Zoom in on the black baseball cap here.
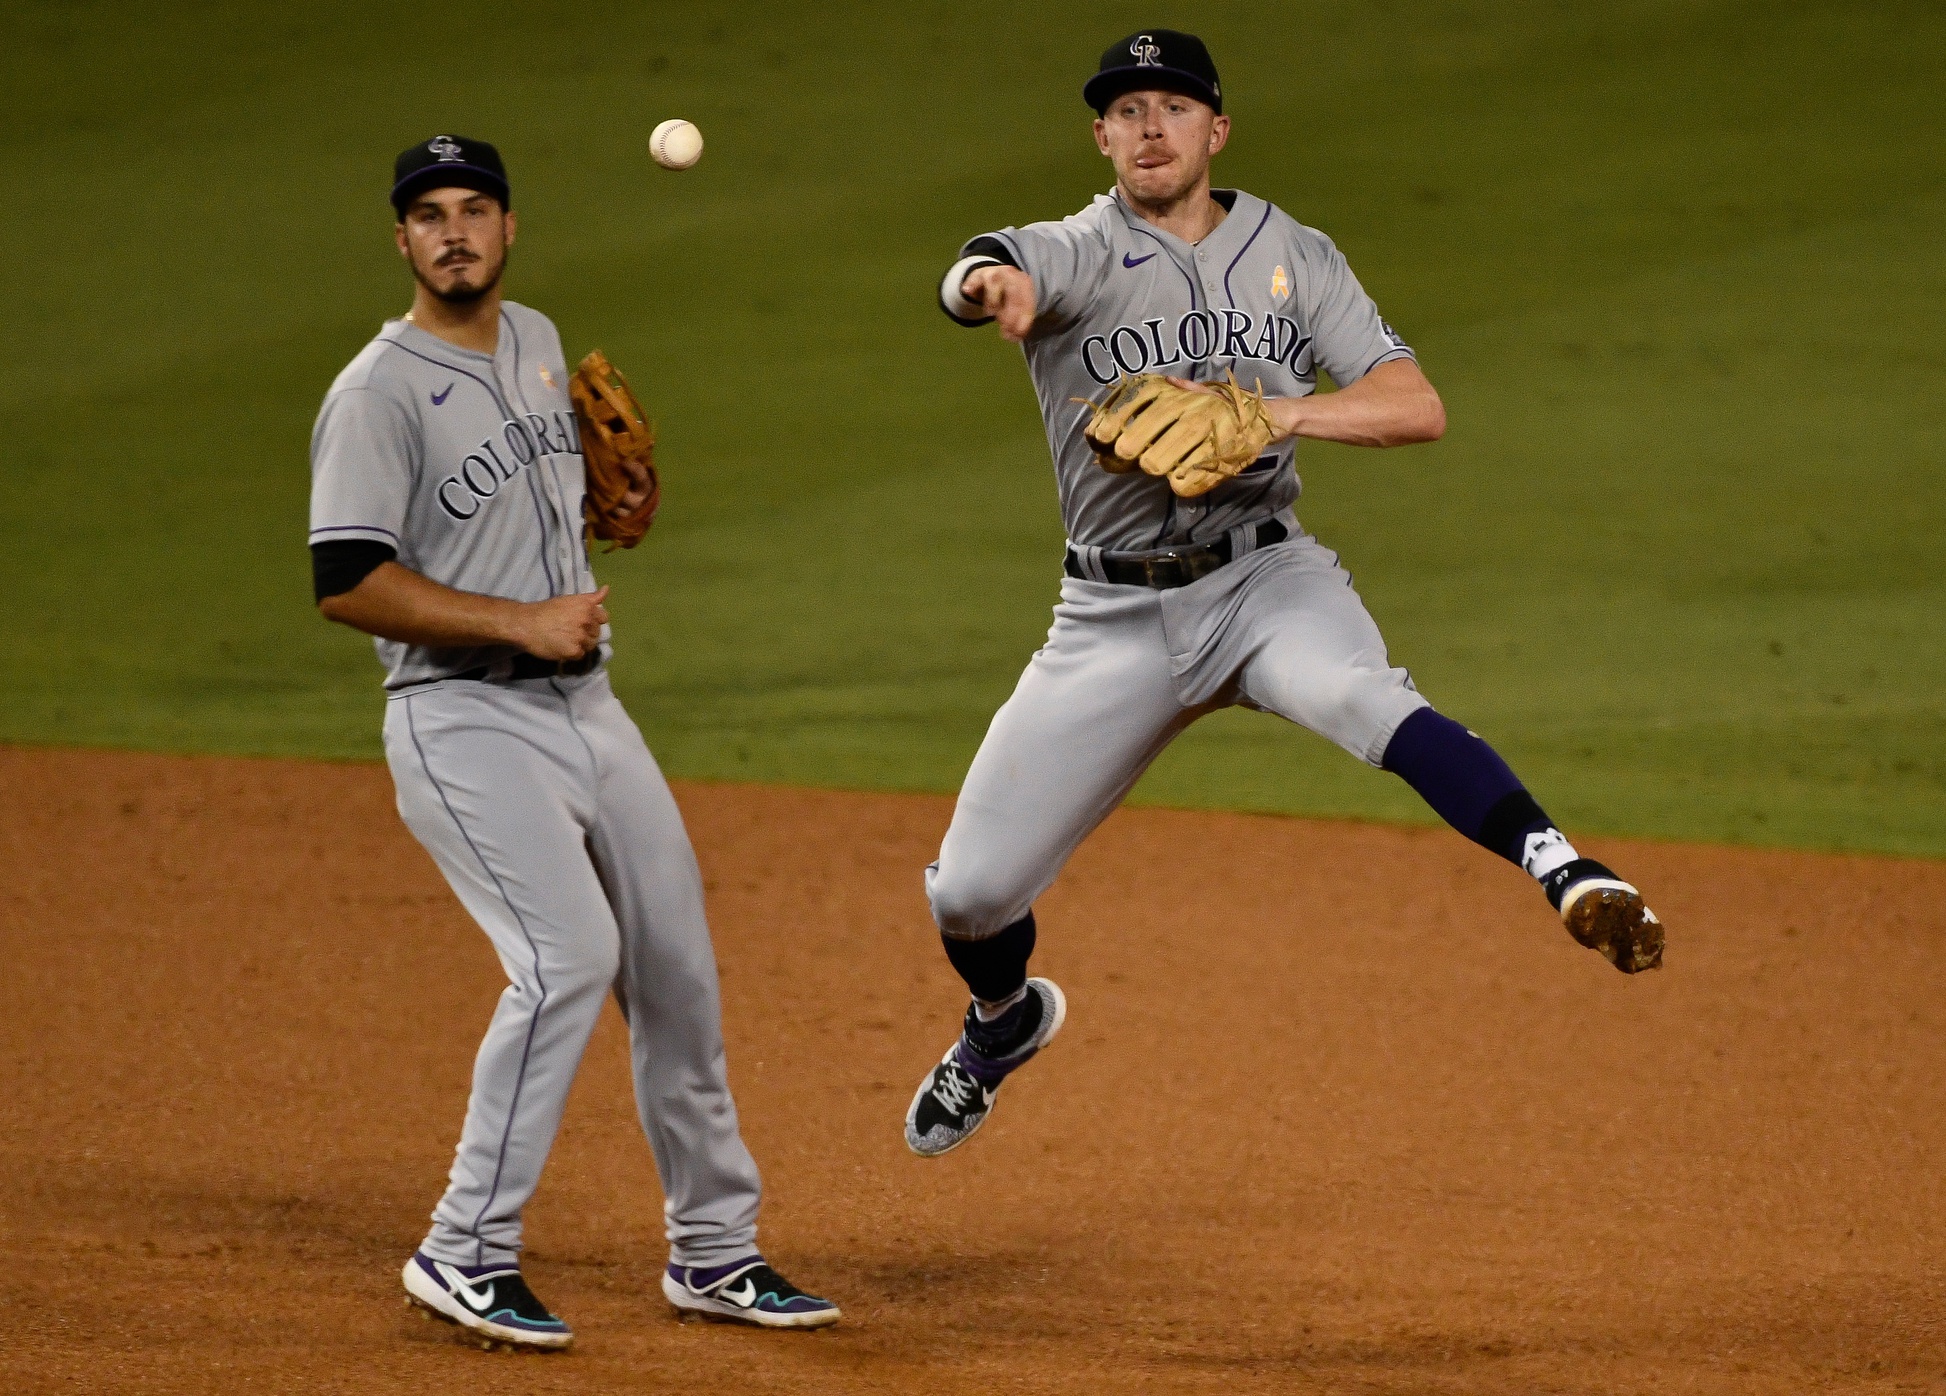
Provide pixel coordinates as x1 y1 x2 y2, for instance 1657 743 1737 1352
391 134 510 216
1083 29 1222 115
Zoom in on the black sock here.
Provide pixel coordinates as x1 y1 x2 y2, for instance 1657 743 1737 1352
941 912 1036 1003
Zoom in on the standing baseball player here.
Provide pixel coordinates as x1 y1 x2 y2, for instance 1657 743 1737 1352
309 135 838 1349
905 33 1665 1159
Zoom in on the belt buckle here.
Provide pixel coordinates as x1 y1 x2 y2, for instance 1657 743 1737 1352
1141 552 1187 588
1142 546 1227 588
1184 548 1227 583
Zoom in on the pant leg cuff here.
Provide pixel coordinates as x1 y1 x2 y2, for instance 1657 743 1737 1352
418 1235 523 1269
669 1234 761 1270
1361 693 1433 768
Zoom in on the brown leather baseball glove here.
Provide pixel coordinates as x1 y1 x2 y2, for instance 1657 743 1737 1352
1080 371 1277 498
569 350 660 551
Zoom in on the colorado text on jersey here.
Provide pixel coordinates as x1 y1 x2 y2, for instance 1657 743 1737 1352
436 408 583 520
1077 310 1315 385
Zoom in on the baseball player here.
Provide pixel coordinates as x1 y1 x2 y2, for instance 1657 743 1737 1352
905 32 1664 1159
309 135 838 1349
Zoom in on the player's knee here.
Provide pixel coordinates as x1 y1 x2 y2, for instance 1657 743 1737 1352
1288 667 1421 764
545 936 622 1000
926 865 1024 942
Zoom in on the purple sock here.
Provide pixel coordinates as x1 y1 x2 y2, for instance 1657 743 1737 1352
1381 707 1556 867
670 1255 761 1286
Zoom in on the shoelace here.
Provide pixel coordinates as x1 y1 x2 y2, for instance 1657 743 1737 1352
931 1063 979 1112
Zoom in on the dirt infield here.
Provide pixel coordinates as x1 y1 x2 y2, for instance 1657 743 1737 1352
4 746 1942 1394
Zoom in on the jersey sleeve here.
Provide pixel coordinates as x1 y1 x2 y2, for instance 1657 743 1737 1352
1301 230 1415 387
960 215 1110 330
310 538 396 602
938 246 1008 326
308 386 416 551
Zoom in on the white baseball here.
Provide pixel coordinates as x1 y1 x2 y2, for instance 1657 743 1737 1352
651 119 703 171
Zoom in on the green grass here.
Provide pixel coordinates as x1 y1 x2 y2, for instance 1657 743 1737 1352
2 1 1941 855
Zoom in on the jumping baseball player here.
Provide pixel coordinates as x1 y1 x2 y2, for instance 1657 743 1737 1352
309 135 838 1349
905 32 1665 1159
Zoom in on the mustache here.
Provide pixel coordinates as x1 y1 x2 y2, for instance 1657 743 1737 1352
435 249 480 267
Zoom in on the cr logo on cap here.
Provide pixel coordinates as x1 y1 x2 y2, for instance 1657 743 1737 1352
1130 33 1161 66
429 135 463 162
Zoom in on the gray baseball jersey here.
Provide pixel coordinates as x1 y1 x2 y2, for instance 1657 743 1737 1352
923 188 1428 945
959 188 1413 552
310 304 767 1272
309 302 602 688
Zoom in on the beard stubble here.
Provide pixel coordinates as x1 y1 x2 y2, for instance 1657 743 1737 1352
411 244 508 305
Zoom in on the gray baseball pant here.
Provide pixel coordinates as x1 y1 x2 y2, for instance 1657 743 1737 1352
927 526 1431 939
382 669 761 1268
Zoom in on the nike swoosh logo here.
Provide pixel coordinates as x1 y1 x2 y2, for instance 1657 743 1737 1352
438 1263 495 1312
720 1278 757 1307
430 383 454 405
1122 252 1158 268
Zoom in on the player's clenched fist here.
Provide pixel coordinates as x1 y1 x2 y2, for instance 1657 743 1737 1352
961 265 1037 342
514 586 609 660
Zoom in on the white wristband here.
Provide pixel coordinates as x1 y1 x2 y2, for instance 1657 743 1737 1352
940 255 1004 321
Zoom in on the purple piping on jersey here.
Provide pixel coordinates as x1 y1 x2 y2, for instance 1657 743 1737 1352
1152 493 1179 549
1125 221 1200 317
1175 198 1264 548
1121 214 1202 547
405 696 549 1266
386 340 514 420
310 523 400 542
500 310 564 599
499 306 521 383
1109 191 1203 316
1167 198 1284 547
1220 199 1275 307
390 334 560 594
385 333 570 599
1356 347 1415 379
521 474 559 596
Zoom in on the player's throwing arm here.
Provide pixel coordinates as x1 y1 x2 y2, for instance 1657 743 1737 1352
903 30 1661 1170
957 264 1037 342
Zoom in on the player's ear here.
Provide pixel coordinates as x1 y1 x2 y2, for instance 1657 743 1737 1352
503 208 517 247
394 222 409 257
1208 114 1231 157
1093 117 1111 157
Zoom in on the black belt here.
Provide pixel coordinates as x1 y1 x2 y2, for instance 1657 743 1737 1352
1065 518 1289 590
398 648 604 690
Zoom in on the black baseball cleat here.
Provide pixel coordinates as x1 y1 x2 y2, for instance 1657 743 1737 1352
1543 858 1664 973
401 1251 573 1351
662 1257 840 1328
904 977 1066 1157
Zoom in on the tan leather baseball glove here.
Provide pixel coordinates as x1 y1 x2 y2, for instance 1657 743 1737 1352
1080 371 1277 498
569 350 660 551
